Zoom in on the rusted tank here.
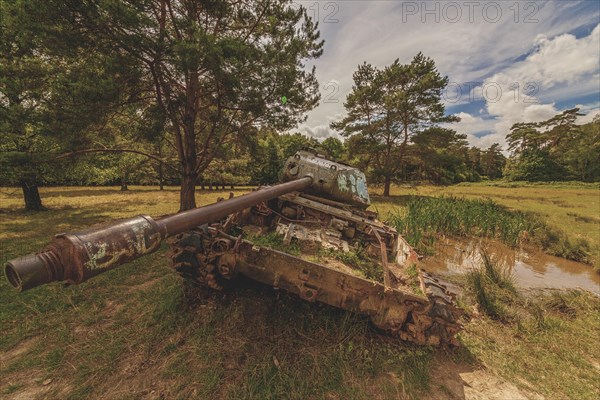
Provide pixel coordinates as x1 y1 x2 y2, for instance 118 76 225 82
5 149 462 345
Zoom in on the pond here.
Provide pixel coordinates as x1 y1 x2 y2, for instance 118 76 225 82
420 238 600 294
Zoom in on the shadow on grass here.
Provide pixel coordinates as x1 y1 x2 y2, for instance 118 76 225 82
0 252 485 400
425 344 482 400
2 186 254 200
0 187 128 200
41 188 129 198
175 277 482 399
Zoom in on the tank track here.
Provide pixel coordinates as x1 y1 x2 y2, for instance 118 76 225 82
169 229 227 291
401 271 463 345
169 229 463 346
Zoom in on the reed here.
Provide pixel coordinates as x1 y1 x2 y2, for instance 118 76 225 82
465 250 517 320
387 195 591 263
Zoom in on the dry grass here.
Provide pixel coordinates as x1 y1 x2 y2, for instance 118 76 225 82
457 287 600 399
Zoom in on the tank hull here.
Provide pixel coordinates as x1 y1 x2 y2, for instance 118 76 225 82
169 191 463 346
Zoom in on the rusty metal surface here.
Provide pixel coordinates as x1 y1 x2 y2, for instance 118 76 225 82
369 226 392 290
169 227 462 346
278 193 386 229
5 216 164 291
156 177 313 237
168 186 463 345
282 149 370 208
236 241 462 345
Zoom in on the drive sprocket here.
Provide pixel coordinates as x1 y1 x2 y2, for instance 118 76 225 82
169 229 226 291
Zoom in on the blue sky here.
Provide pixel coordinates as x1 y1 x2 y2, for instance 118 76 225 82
292 0 600 150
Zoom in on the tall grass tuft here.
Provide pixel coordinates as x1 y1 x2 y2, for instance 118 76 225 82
480 250 515 291
465 250 517 320
467 270 504 319
387 195 591 263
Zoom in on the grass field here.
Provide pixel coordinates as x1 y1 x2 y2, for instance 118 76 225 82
1 183 599 399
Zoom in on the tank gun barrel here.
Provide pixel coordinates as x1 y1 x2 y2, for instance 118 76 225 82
155 176 313 236
5 176 313 292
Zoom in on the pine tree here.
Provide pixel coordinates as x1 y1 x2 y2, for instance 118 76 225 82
331 54 458 195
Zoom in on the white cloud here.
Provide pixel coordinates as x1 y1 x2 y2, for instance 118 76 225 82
485 24 599 98
300 124 332 139
450 112 501 150
481 24 599 142
297 112 344 140
290 1 600 146
576 102 600 124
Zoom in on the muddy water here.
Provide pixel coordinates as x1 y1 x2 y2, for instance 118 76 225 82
421 238 600 293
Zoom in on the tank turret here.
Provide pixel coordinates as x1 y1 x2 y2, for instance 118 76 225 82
282 149 370 208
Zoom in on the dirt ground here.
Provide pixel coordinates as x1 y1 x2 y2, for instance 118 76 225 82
427 358 545 400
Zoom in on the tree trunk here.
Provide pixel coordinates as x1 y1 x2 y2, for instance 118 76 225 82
180 170 197 211
158 161 164 190
178 56 200 212
156 141 165 190
383 176 391 197
20 179 45 211
120 178 128 191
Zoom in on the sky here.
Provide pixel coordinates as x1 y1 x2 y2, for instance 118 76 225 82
290 0 600 151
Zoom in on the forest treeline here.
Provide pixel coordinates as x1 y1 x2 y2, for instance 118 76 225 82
1 1 598 211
